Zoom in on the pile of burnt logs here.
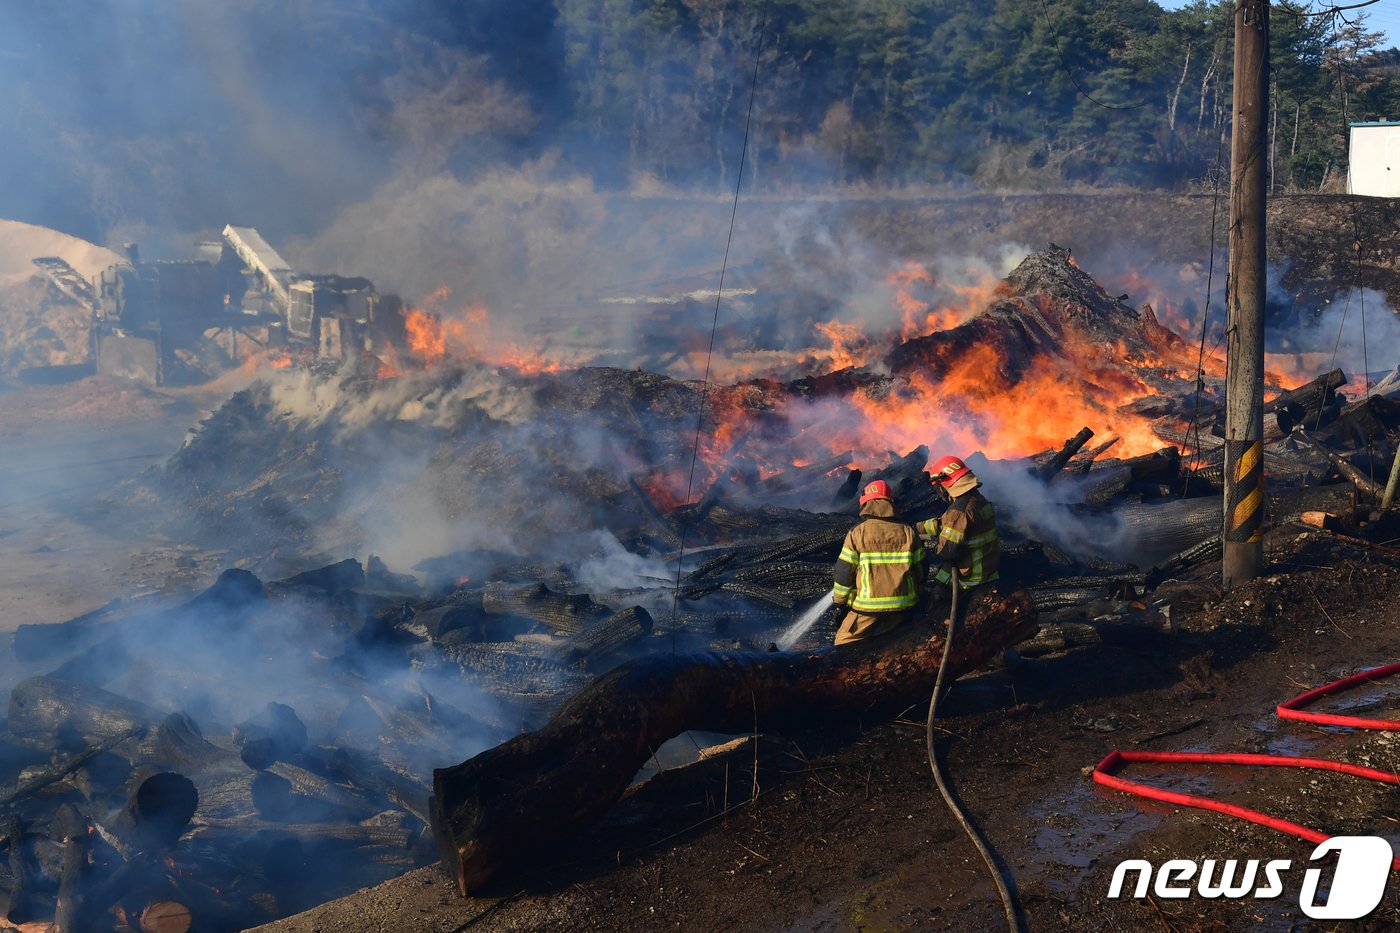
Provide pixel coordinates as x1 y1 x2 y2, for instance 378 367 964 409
1155 368 1400 493
6 376 1396 926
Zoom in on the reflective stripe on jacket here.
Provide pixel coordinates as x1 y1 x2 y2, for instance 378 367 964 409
833 514 925 613
918 489 1000 587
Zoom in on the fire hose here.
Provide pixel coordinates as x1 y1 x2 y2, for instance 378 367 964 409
1093 662 1400 871
927 571 1023 932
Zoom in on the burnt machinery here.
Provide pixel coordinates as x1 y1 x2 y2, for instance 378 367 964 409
88 225 402 384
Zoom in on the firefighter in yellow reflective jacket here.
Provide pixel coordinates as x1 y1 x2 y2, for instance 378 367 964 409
918 455 1000 593
831 479 925 645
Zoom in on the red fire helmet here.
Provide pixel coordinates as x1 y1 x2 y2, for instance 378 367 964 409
930 455 972 487
859 479 894 505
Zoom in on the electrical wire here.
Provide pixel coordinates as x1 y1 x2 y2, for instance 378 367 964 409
1184 118 1230 490
668 0 770 656
1035 0 1152 111
1282 0 1382 18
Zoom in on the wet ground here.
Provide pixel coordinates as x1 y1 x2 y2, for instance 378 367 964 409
253 529 1400 932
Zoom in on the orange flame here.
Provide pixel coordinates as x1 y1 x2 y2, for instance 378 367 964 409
888 261 1001 340
812 320 874 371
401 290 565 375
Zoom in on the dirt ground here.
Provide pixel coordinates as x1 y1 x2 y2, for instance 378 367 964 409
16 374 1400 932
0 377 243 631
1 201 1399 931
248 515 1400 933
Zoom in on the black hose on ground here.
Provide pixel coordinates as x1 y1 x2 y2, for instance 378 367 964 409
926 575 1023 933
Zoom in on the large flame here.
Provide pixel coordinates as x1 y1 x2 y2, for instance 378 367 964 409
401 288 565 375
811 320 874 371
890 261 1002 340
832 342 1167 461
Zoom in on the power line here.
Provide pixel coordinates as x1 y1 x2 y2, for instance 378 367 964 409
1035 0 1154 110
668 0 770 654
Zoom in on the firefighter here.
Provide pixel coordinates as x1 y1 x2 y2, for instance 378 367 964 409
831 479 925 645
919 456 1000 597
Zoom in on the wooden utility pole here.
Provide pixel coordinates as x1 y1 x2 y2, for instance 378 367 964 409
1223 0 1269 588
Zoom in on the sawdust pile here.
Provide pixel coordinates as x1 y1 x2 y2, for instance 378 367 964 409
0 219 121 374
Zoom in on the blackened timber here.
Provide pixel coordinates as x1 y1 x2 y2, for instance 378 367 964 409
430 587 1037 894
1120 447 1181 482
234 702 308 770
194 815 414 848
0 815 26 922
124 772 199 851
1080 467 1132 505
1262 410 1295 443
480 582 609 634
1297 430 1385 499
1147 535 1224 586
1265 368 1346 421
1066 436 1120 475
831 468 863 505
8 676 159 743
0 726 144 806
53 804 89 933
554 606 654 668
1037 428 1094 480
12 598 121 661
322 747 432 825
628 476 683 548
754 451 854 494
1114 496 1221 559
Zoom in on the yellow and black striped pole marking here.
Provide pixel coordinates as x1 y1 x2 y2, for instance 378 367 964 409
1224 439 1263 543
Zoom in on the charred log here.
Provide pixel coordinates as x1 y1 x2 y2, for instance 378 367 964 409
53 804 89 933
139 899 192 933
8 676 158 745
430 586 1036 894
12 598 121 662
1037 428 1094 480
554 606 654 669
480 583 609 635
272 559 365 596
755 451 854 495
0 727 144 808
1016 622 1102 656
1147 535 1223 586
125 772 199 851
320 747 432 825
1113 495 1220 562
234 703 308 771
1297 430 1385 499
831 468 863 505
1079 466 1132 505
628 476 683 548
1265 368 1346 422
1262 409 1295 443
0 815 27 922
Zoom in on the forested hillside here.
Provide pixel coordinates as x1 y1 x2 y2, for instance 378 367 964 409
551 0 1400 193
1 0 1396 245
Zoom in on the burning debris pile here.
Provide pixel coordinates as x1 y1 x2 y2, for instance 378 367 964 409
5 246 1398 927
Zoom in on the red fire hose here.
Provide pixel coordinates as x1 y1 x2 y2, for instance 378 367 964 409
1276 661 1400 730
1093 664 1400 870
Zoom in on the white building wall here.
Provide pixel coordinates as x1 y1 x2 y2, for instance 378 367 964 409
1348 124 1400 196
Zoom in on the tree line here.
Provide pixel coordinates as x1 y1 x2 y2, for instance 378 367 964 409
3 0 1397 244
535 0 1400 192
